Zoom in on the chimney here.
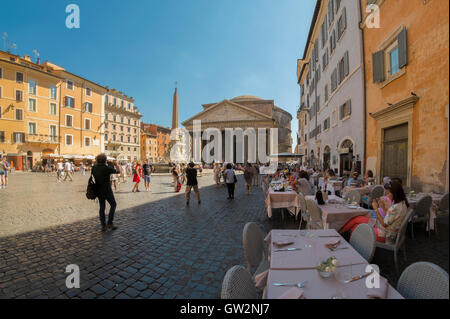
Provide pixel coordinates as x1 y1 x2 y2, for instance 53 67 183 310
36 58 40 65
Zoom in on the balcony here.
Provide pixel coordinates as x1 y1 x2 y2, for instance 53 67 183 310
26 134 59 145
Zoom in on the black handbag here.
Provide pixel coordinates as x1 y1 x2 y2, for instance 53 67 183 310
86 170 98 200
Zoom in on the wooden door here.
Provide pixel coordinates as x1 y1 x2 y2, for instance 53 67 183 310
383 124 408 184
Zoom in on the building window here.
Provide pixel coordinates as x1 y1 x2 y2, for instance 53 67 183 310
50 86 57 100
127 127 130 133
0 106 2 118
113 115 117 122
134 137 137 144
49 125 57 142
105 95 109 105
113 98 117 106
0 86 2 98
121 117 124 123
373 28 408 84
66 135 73 145
128 136 130 143
49 103 57 115
28 98 37 112
128 103 131 109
67 80 74 90
120 135 124 142
16 90 23 101
339 100 352 120
105 123 108 129
85 118 91 130
85 137 91 147
0 131 5 143
16 72 24 83
65 96 75 108
113 135 116 141
0 67 2 79
28 122 37 135
105 134 108 141
128 119 130 125
85 102 93 113
86 87 91 96
112 124 116 130
337 7 347 40
120 126 124 132
134 128 137 134
13 132 25 143
66 115 73 127
324 85 329 102
121 101 124 108
28 79 37 95
15 109 23 120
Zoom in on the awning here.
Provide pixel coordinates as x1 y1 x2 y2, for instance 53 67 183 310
107 156 115 161
85 155 95 160
269 153 304 158
62 155 73 159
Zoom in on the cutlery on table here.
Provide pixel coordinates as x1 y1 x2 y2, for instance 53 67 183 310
274 247 302 252
318 235 341 238
273 281 308 288
344 271 373 283
329 247 349 252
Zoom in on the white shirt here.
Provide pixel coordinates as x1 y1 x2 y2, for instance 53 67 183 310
64 162 71 171
57 163 63 170
224 169 235 184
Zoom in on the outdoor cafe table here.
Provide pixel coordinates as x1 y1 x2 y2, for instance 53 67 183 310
305 196 371 231
265 187 300 219
407 193 445 231
342 186 373 199
266 229 403 299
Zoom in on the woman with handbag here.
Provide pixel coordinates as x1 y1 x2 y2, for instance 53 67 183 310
224 163 237 199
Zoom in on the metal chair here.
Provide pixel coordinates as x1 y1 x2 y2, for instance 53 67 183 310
376 208 415 276
345 190 361 205
349 224 377 263
362 185 385 208
221 265 258 299
242 222 269 277
298 192 308 229
305 199 324 230
410 196 433 239
397 262 449 299
434 193 449 233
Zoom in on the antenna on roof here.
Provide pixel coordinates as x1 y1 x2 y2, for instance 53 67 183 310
32 49 40 62
2 32 7 50
11 43 17 55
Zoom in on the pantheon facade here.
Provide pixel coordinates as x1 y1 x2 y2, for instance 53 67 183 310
182 95 292 164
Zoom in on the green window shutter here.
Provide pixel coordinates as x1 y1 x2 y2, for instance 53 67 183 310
339 104 343 120
398 27 408 68
343 7 347 31
372 50 385 83
344 51 349 77
346 100 352 116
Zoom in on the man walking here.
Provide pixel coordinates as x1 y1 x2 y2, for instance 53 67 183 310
185 162 201 205
142 159 153 192
63 160 73 182
56 160 64 182
92 153 118 231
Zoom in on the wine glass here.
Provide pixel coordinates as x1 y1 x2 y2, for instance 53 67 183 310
332 264 352 299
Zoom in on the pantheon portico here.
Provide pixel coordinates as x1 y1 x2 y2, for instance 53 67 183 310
182 95 292 164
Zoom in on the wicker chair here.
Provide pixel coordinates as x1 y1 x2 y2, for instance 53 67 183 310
376 208 415 275
397 262 449 299
349 224 377 263
410 196 433 239
242 222 269 277
434 193 449 233
345 190 361 205
298 192 308 229
362 185 385 208
305 199 324 230
221 265 258 299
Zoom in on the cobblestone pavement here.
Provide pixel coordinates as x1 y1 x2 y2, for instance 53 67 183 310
0 172 448 298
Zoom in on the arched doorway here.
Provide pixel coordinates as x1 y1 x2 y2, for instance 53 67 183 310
339 139 354 176
323 146 331 170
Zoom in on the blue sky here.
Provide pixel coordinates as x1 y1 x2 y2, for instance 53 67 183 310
2 0 316 143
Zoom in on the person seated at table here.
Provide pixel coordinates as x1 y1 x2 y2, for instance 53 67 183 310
339 181 409 244
363 170 376 185
346 171 364 187
369 185 393 219
324 169 337 183
296 171 313 195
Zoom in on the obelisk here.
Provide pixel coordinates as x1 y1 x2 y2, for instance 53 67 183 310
172 84 178 129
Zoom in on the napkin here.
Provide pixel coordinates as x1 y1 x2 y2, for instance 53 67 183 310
367 276 388 299
278 287 306 299
325 239 341 250
254 269 269 290
273 240 294 248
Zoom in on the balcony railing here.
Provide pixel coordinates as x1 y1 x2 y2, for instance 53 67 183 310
26 134 59 144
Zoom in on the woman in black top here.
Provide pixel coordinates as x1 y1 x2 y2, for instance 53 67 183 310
92 154 118 231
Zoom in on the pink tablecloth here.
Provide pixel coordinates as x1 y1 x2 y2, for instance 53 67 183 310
266 264 403 299
265 188 300 218
266 229 403 299
305 196 371 230
269 229 367 270
407 193 444 231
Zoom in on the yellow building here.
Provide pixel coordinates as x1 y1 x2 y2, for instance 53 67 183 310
104 89 142 162
43 61 106 160
140 124 158 163
0 50 62 170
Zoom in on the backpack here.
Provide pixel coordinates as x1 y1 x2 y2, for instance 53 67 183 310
86 170 97 200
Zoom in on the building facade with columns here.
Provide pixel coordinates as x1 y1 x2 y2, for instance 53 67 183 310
297 0 365 176
182 95 292 164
